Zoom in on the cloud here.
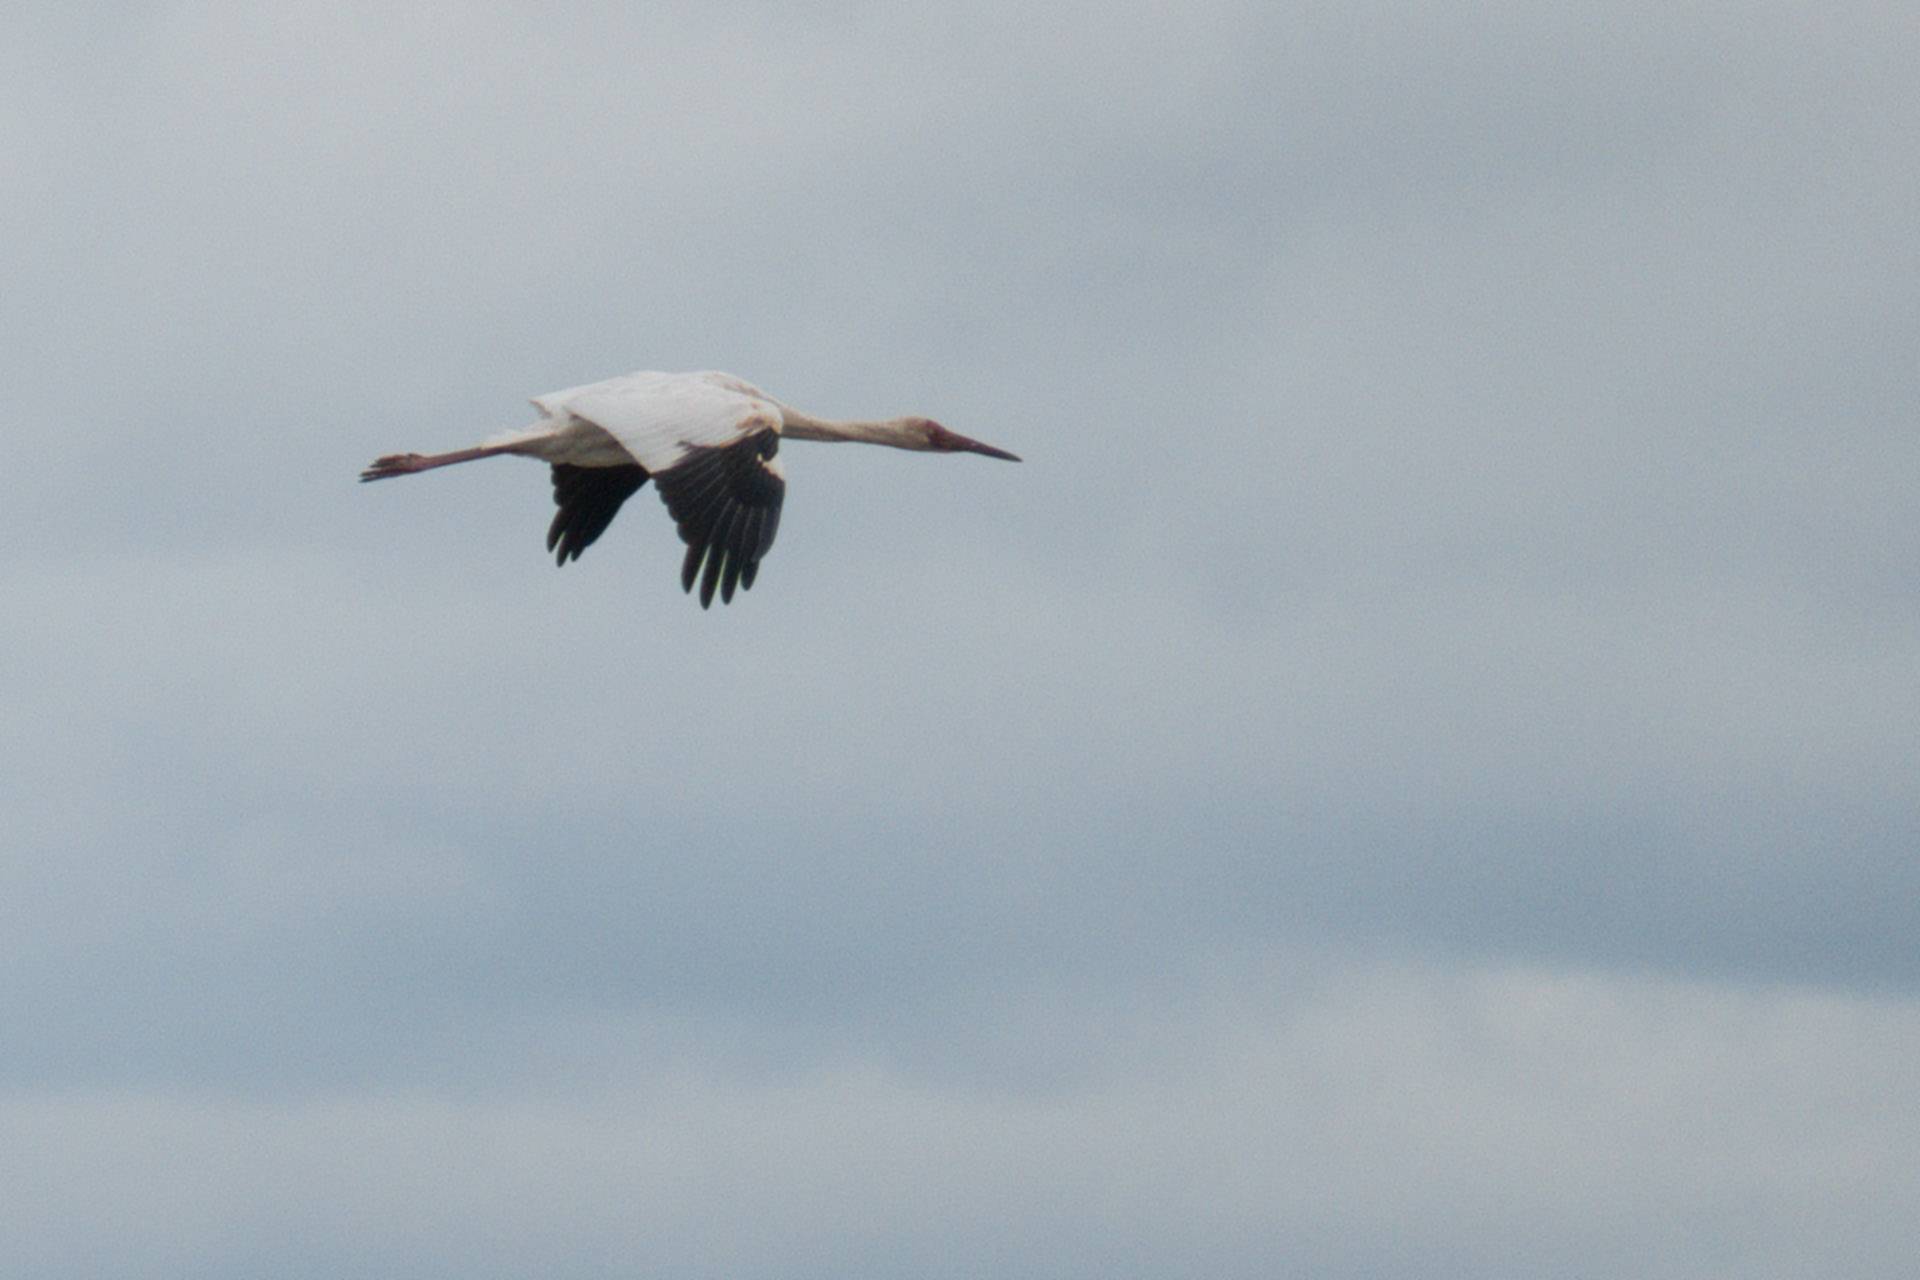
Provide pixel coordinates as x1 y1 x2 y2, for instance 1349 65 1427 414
5 962 1917 1279
4 0 1918 1273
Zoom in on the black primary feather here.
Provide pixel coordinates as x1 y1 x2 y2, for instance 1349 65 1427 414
547 463 649 564
651 428 786 608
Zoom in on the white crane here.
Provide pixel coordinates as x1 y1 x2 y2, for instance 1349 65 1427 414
360 369 1020 607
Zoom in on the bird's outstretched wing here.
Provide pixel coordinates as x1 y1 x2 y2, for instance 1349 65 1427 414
548 463 649 564
548 372 787 606
653 429 785 607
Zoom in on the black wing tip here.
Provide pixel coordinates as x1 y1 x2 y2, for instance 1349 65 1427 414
547 463 648 567
675 543 761 608
655 432 784 609
698 539 725 608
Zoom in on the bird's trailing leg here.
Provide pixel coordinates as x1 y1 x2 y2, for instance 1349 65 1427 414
359 444 514 482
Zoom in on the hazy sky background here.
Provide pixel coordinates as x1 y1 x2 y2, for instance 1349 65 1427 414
5 1 1918 1275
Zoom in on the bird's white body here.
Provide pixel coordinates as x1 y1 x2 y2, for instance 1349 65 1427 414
361 369 1019 608
500 370 788 471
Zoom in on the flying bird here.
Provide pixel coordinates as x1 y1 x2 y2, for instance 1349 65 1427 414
360 369 1020 607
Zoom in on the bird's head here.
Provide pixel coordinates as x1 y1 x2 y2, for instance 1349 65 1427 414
915 418 1022 462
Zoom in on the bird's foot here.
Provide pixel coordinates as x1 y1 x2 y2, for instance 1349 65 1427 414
359 453 425 482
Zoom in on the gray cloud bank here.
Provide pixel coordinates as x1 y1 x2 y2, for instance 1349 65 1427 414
3 0 1917 1275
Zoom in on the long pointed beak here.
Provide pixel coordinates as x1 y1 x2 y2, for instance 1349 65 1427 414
952 432 1021 462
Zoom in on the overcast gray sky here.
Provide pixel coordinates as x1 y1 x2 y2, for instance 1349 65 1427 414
5 1 1918 1275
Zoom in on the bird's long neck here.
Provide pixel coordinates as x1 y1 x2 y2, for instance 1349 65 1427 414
777 406 924 449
